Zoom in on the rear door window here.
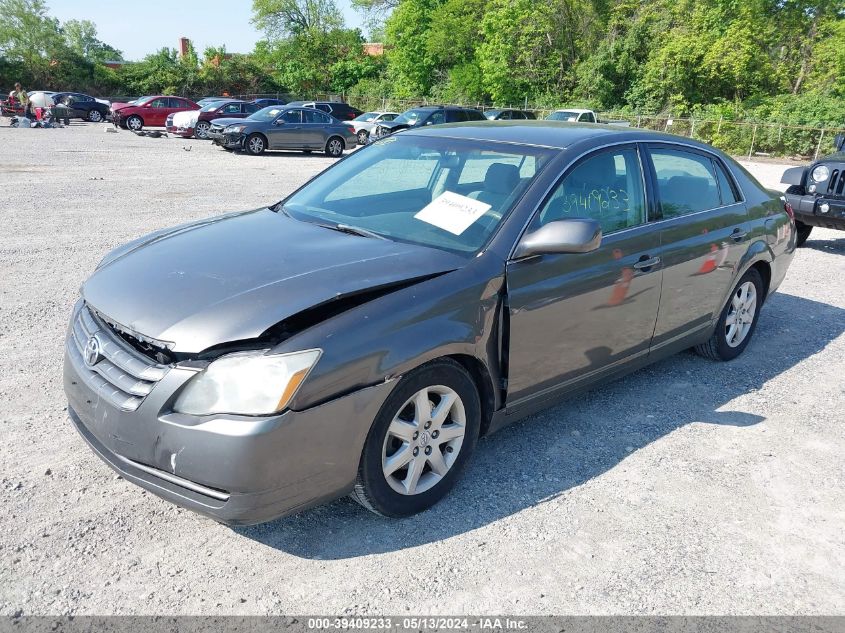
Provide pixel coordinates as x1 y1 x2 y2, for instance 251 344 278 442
715 160 741 204
649 148 723 218
305 110 332 124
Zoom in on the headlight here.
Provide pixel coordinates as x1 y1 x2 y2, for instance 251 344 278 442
811 165 830 182
173 349 321 416
226 125 246 134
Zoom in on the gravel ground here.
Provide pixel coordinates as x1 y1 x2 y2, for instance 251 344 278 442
1 123 843 616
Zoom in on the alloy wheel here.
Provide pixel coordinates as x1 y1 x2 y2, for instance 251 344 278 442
725 281 757 348
357 130 368 145
196 122 210 139
328 138 343 157
381 385 466 496
248 136 264 154
127 116 142 131
88 110 102 122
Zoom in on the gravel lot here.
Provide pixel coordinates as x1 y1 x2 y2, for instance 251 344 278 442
1 123 843 616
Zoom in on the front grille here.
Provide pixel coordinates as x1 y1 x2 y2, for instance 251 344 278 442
826 167 845 198
67 304 169 411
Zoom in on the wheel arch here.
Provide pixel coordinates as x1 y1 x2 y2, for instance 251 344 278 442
749 260 772 302
445 354 496 437
247 131 269 151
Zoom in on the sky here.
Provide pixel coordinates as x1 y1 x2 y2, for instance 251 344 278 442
46 0 367 61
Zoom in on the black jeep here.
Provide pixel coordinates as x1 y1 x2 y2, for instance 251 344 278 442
782 133 845 246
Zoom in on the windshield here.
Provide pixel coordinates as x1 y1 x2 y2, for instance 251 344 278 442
248 106 284 121
392 109 430 125
547 111 580 121
281 135 554 255
355 112 378 122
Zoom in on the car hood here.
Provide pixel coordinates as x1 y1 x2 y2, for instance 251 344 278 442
172 110 199 127
211 117 249 128
82 209 465 354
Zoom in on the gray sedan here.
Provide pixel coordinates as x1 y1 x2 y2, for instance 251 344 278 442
207 105 357 157
64 122 796 525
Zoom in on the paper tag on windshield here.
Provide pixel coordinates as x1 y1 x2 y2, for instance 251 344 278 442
414 192 492 235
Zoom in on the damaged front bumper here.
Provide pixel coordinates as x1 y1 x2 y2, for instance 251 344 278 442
63 301 394 525
208 131 245 149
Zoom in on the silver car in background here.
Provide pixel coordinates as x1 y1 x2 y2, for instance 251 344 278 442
206 105 358 157
350 111 400 145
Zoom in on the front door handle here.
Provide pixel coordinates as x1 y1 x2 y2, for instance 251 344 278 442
731 228 748 242
633 255 661 271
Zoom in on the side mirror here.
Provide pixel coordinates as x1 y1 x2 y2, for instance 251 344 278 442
274 119 284 125
780 166 805 186
514 219 602 259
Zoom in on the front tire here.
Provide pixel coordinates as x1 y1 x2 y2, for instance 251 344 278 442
325 136 344 157
352 359 480 517
695 268 764 361
796 221 813 247
126 115 143 131
245 133 266 155
87 109 103 123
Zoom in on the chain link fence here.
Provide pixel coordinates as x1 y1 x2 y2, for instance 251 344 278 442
237 92 844 160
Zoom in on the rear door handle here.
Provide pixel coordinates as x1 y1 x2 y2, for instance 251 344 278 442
633 255 661 270
731 228 748 242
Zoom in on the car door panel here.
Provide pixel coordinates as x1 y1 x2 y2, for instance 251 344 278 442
505 144 661 407
267 110 304 149
302 111 331 148
506 227 661 406
644 144 751 348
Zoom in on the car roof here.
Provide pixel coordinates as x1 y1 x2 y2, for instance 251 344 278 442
403 120 714 151
553 108 592 114
411 105 481 111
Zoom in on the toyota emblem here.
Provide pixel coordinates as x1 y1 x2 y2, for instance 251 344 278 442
84 335 102 367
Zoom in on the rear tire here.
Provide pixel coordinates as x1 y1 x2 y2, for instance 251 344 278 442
325 136 344 157
796 221 813 247
695 268 764 361
351 359 480 517
357 129 369 145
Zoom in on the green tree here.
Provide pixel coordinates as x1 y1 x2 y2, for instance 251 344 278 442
62 19 123 63
0 0 62 83
252 0 343 37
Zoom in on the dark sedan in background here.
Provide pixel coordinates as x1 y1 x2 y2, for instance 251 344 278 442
64 122 795 525
167 100 262 139
287 100 362 121
484 108 537 121
52 92 111 122
207 105 357 156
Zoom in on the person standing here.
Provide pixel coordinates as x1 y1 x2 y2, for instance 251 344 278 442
13 82 31 119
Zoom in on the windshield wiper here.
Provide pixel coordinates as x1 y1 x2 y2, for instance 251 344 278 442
323 223 388 240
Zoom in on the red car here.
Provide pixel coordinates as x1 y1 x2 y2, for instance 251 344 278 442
166 100 262 139
112 95 199 131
